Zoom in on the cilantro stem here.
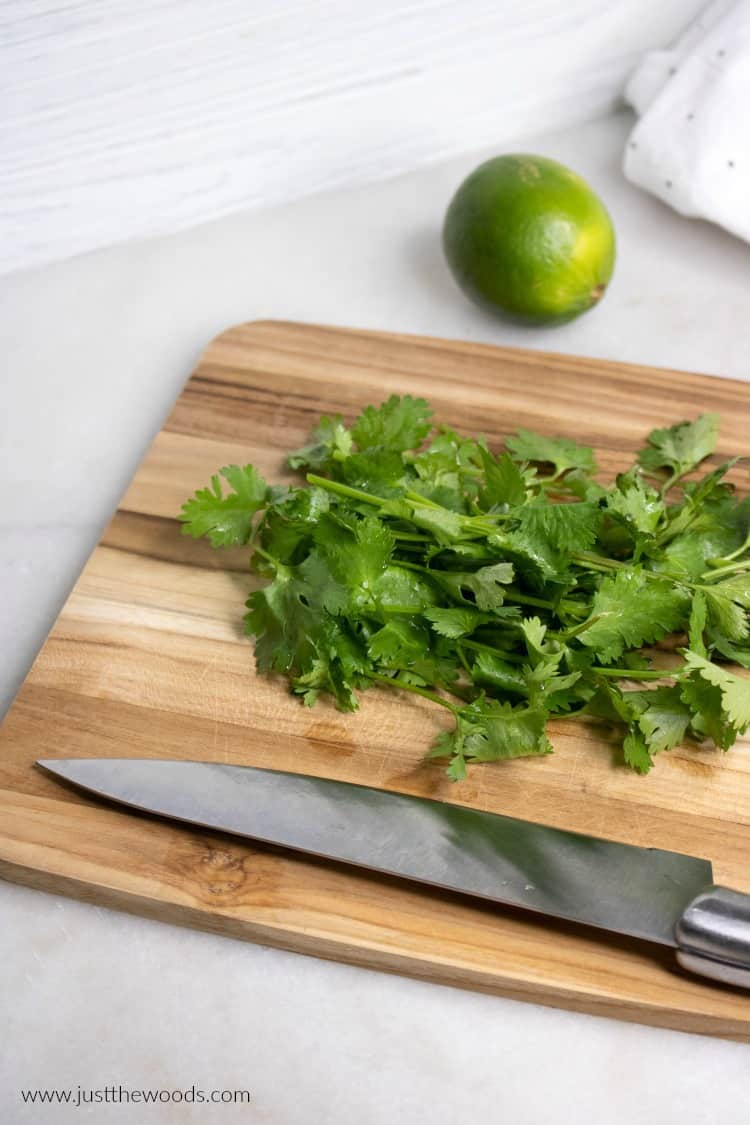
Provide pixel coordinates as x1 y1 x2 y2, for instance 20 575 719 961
658 467 694 499
367 671 459 713
572 551 692 587
391 530 431 542
306 474 387 508
534 469 565 487
658 475 679 499
405 489 441 508
559 601 590 618
571 550 624 572
551 613 608 641
391 559 429 574
456 643 473 677
656 506 701 547
594 667 677 681
459 639 525 663
504 586 588 616
700 559 750 582
706 532 750 569
502 586 556 612
251 544 282 568
511 593 555 611
443 682 477 704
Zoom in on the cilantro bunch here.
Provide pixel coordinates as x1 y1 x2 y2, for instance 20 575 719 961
180 396 750 781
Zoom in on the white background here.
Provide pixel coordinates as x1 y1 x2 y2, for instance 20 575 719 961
3 0 703 274
2 4 750 1123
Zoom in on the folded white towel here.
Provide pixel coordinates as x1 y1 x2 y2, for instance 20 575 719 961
624 0 750 242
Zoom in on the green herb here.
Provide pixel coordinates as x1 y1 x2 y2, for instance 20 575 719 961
180 399 750 780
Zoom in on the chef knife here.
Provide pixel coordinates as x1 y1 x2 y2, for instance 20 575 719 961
37 758 750 989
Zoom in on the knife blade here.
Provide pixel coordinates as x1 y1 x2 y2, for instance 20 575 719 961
37 758 750 988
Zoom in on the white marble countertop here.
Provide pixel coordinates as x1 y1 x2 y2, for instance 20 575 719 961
2 113 750 1124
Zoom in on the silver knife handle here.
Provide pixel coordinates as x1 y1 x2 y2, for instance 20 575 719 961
676 885 750 989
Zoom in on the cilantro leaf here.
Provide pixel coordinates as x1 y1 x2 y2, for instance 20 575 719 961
258 486 330 564
291 624 368 711
637 414 720 479
371 564 438 611
709 635 750 669
494 527 566 585
429 698 552 776
636 686 691 754
340 450 409 497
411 430 480 510
679 675 736 750
623 729 654 774
683 651 750 730
682 460 738 506
506 429 597 476
586 680 643 725
711 572 750 609
423 607 495 638
245 551 348 676
460 699 553 762
367 619 430 667
287 414 353 470
352 395 432 453
701 585 749 642
180 464 268 547
470 563 516 608
514 501 602 557
606 476 664 539
579 569 689 662
409 503 466 544
660 524 742 579
519 615 550 656
317 514 394 608
430 562 514 611
478 448 528 508
470 651 527 695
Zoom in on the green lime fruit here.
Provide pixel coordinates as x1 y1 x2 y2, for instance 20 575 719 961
442 154 616 325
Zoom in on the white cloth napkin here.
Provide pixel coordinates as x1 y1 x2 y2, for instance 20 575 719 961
624 0 750 242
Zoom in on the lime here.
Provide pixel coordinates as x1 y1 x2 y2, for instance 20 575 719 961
442 154 615 325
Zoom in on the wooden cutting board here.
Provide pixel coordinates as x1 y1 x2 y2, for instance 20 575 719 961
3 320 750 1040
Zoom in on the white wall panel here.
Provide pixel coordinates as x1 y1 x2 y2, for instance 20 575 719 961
1 1 703 273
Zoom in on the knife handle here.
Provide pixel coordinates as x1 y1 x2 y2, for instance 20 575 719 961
676 885 750 989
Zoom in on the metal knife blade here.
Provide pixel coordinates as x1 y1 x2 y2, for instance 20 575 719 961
37 757 712 948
